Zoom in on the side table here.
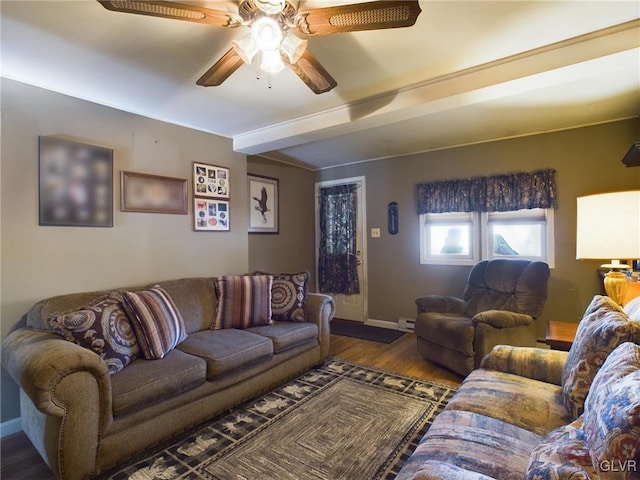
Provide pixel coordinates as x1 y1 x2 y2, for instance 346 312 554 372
545 321 578 351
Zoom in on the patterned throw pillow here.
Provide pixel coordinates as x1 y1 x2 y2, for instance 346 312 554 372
583 342 640 475
213 275 273 329
47 291 139 375
254 271 309 322
561 295 640 419
525 418 596 479
122 287 187 360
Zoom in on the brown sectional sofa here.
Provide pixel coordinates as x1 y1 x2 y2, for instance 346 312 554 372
2 276 335 480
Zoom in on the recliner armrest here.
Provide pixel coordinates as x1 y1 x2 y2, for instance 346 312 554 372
415 295 465 314
480 345 568 385
472 310 533 328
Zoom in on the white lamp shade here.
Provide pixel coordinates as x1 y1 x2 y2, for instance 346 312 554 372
280 32 307 64
232 35 259 64
260 49 285 73
251 17 283 52
576 190 640 260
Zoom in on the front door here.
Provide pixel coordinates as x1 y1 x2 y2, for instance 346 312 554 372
315 177 367 322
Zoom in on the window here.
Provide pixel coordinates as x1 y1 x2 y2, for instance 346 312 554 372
420 208 554 267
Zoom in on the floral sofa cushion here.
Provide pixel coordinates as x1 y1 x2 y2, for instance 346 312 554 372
583 342 640 477
525 417 596 479
527 342 640 480
561 295 640 419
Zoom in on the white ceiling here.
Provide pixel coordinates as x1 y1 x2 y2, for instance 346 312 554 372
2 0 639 170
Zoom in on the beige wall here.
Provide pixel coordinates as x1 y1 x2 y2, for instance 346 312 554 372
1 79 248 422
247 156 316 290
315 119 640 335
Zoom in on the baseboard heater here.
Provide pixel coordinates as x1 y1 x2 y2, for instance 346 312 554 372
398 317 415 333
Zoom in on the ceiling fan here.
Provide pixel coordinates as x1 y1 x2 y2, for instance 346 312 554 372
97 0 422 94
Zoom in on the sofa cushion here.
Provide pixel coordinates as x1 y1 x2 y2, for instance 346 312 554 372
561 295 640 419
111 348 207 417
246 321 318 353
153 278 217 334
47 291 139 375
177 329 273 379
122 287 188 360
446 368 570 436
397 410 541 480
254 271 309 322
525 418 595 480
213 275 273 329
583 342 640 475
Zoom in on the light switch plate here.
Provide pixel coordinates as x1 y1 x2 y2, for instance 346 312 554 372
371 228 381 238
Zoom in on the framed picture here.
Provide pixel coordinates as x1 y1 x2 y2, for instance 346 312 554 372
194 198 230 231
248 174 278 234
193 162 229 198
121 171 188 214
39 136 113 227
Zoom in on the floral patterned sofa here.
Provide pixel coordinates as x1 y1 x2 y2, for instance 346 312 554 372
396 295 640 480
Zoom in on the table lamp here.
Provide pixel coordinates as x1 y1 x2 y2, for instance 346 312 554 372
576 190 640 305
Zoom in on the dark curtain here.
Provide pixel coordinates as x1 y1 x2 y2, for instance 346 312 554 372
318 184 360 295
417 169 557 213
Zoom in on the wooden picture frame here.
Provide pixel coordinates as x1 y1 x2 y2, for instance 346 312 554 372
193 162 229 199
38 136 114 227
120 171 188 214
194 198 230 231
248 174 279 234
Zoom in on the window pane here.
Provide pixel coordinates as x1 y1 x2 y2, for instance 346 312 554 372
430 225 471 256
489 223 544 257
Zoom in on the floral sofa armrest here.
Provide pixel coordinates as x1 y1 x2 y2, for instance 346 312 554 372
2 328 112 479
304 293 335 360
480 345 569 386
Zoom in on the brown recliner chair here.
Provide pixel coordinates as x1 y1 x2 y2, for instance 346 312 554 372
415 259 550 376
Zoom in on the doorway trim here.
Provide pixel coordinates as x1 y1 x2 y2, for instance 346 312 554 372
314 176 368 322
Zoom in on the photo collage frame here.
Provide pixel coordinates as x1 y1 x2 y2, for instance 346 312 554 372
193 162 230 231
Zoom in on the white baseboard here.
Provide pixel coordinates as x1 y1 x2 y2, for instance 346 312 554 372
365 318 399 330
1 417 22 438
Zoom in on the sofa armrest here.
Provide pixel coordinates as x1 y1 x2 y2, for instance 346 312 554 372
304 293 335 361
472 310 534 328
415 295 465 314
2 328 113 479
479 345 568 386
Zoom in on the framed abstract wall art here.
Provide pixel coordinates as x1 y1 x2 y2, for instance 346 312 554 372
38 136 113 227
120 171 188 214
248 174 278 234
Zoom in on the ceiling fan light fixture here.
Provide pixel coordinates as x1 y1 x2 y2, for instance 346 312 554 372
254 0 286 15
280 31 307 64
260 48 285 73
251 16 283 52
231 35 259 64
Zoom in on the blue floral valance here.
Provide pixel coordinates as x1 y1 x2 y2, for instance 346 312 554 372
417 168 558 214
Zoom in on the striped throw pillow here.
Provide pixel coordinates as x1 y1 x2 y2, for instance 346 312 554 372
213 275 273 329
122 286 187 359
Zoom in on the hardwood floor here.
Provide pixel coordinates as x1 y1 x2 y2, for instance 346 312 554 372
0 332 462 479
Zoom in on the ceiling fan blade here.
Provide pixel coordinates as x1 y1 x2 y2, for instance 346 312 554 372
295 0 421 36
286 49 337 94
197 48 245 87
97 1 242 27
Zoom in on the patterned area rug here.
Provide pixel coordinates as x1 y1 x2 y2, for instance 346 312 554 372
102 359 457 480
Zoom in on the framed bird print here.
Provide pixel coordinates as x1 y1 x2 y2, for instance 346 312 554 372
248 174 278 234
193 162 229 199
